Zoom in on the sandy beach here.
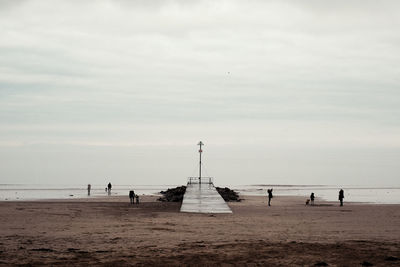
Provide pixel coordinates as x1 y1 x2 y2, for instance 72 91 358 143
0 195 399 266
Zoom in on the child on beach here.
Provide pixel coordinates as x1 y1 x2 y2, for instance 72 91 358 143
135 194 139 204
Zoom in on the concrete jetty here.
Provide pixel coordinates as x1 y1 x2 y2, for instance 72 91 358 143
180 179 232 214
180 142 232 213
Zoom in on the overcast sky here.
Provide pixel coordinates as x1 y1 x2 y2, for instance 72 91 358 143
1 0 399 186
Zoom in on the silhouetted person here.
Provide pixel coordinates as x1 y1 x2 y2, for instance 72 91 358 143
87 184 91 196
107 182 112 195
129 190 135 204
267 189 273 206
310 192 315 206
339 189 344 206
135 194 139 205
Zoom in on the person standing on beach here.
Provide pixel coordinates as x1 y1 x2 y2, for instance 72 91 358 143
129 190 135 204
339 189 344 206
310 192 315 206
107 182 112 195
87 184 91 196
267 189 273 206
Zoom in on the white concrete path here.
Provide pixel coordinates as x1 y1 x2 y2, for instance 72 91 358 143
180 183 232 213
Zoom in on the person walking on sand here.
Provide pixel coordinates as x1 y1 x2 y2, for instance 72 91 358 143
129 190 135 204
267 188 273 206
310 192 315 206
339 189 344 206
135 194 139 205
87 184 91 196
107 182 112 195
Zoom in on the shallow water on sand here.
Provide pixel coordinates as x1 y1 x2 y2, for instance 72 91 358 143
0 184 399 204
0 184 169 201
231 185 400 204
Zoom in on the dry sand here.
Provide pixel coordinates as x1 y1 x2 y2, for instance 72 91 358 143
0 195 399 266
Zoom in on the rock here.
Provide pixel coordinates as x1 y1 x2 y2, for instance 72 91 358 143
158 186 186 202
216 187 241 202
385 256 399 261
314 262 328 266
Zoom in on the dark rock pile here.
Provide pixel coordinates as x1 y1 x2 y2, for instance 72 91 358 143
314 262 328 266
158 186 187 202
216 187 241 202
385 256 399 262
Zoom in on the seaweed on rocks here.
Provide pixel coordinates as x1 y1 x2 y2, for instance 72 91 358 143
158 186 186 202
216 187 241 202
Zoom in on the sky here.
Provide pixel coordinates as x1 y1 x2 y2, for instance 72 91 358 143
0 0 399 186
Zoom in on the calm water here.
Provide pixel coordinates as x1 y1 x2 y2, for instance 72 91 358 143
0 184 399 204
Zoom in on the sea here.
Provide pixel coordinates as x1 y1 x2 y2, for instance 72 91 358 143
0 184 399 204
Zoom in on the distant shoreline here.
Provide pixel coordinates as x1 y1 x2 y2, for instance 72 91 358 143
1 193 400 206
1 184 400 204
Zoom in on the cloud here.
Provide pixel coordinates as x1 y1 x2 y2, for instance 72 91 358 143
0 0 399 185
1 0 399 125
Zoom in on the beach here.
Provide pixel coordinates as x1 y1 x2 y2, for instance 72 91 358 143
0 195 399 266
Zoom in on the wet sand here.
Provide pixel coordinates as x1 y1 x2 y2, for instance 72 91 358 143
0 195 399 266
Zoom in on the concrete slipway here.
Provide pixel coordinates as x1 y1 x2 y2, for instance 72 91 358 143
180 182 232 214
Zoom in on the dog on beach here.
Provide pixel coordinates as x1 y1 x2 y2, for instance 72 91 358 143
305 199 310 206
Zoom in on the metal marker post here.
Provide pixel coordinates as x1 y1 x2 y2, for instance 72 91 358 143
198 141 203 184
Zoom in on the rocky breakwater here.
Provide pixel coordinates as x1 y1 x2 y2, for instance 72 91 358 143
216 187 241 202
158 186 187 202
